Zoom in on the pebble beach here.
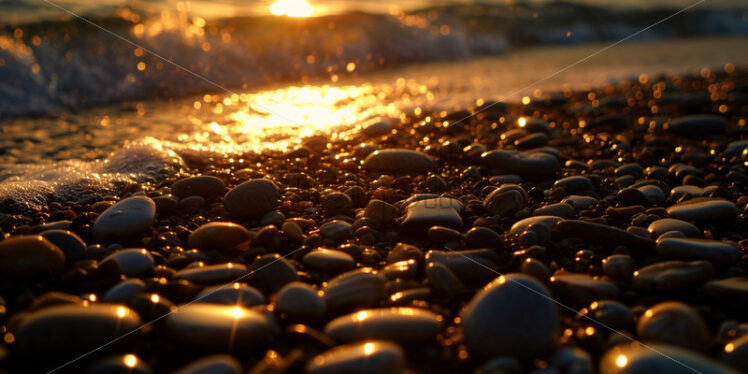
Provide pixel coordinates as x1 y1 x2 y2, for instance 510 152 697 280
0 63 747 374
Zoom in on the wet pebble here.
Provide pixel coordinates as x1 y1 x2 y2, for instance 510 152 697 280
0 236 65 277
400 197 463 233
600 343 738 374
323 268 386 311
633 260 714 292
461 274 559 359
93 196 156 240
175 355 242 374
550 274 619 306
482 150 560 180
306 340 405 374
656 237 739 265
166 304 271 351
363 149 436 173
39 229 87 260
172 176 226 200
303 249 356 273
223 179 280 218
276 282 326 320
195 283 265 308
636 301 712 352
174 263 248 284
666 198 737 222
647 218 701 238
101 248 154 277
324 307 441 343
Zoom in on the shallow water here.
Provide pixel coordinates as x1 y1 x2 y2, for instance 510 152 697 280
0 35 747 211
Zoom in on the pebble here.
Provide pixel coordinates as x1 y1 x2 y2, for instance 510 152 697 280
400 197 463 233
555 220 655 251
483 188 525 216
464 227 504 249
172 176 226 199
13 304 141 357
549 274 619 306
554 176 593 193
248 254 299 294
88 354 151 374
222 179 281 218
600 343 738 374
461 274 559 359
665 114 727 136
0 236 65 277
276 282 326 320
306 340 405 374
319 220 353 241
363 199 399 226
102 279 146 303
637 301 712 352
195 283 265 308
175 355 243 374
323 268 386 311
579 300 634 330
363 149 437 173
166 304 271 351
655 237 739 265
303 249 356 273
666 198 737 222
361 121 393 137
561 195 598 210
632 260 714 292
39 229 87 260
509 216 563 235
704 277 748 304
482 150 560 180
426 249 498 285
647 218 701 238
324 307 441 343
533 202 575 218
174 263 248 284
425 262 462 298
101 248 154 277
93 196 156 240
602 254 634 281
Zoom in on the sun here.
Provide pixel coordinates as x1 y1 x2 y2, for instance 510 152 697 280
270 0 314 18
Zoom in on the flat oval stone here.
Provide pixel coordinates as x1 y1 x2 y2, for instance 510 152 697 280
303 249 356 273
461 274 559 359
276 282 326 320
555 220 655 251
656 238 739 265
561 195 598 210
14 304 141 356
319 220 353 241
172 176 226 199
39 229 87 260
426 249 498 285
666 114 727 136
175 263 249 284
533 202 575 218
103 279 146 303
102 248 154 277
509 216 563 235
363 149 436 173
361 121 394 137
600 343 738 374
400 197 463 234
0 236 65 277
483 189 525 216
248 254 300 294
704 277 748 304
648 218 700 238
554 176 593 192
666 198 737 222
195 283 265 308
324 307 441 343
93 196 156 240
175 355 243 374
637 301 711 352
166 304 271 351
323 268 386 311
632 260 714 292
306 340 405 374
549 274 619 306
188 222 250 252
223 179 280 218
482 150 560 180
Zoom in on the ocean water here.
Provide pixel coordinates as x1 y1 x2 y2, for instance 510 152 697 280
1 34 746 212
0 1 747 211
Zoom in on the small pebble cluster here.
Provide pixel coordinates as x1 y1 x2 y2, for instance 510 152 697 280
0 69 747 374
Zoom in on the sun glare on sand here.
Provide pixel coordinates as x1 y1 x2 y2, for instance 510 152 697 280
270 0 314 17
